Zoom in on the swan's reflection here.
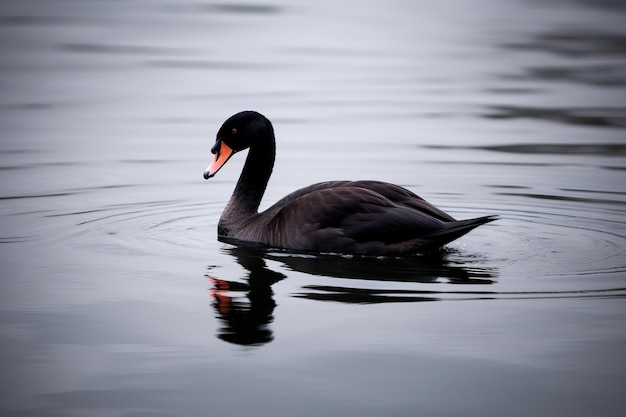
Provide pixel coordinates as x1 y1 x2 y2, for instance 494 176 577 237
207 246 497 345
207 247 285 346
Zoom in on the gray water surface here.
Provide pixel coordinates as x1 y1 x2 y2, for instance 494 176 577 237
1 1 626 416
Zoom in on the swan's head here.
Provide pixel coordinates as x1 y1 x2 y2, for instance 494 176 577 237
203 111 273 179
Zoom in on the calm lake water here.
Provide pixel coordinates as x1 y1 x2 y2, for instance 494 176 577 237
1 0 626 416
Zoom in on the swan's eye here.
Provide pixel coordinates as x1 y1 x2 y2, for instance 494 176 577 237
231 128 237 135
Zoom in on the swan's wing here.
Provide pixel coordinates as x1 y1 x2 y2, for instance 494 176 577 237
267 180 456 222
261 186 447 251
346 180 456 222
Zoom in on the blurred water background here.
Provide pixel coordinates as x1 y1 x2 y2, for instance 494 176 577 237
1 0 625 416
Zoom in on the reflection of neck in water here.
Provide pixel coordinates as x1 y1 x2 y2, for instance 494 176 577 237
208 247 285 346
208 247 498 345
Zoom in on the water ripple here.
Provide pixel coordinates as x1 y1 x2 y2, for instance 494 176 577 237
55 188 626 278
58 199 220 258
504 30 626 57
475 143 626 155
58 43 191 57
295 284 626 303
35 180 625 307
483 106 626 128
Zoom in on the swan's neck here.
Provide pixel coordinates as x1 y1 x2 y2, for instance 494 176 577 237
218 139 275 237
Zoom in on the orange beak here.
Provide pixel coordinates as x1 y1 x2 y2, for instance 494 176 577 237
204 140 234 179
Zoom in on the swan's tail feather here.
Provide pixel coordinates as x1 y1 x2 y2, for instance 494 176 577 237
424 215 498 248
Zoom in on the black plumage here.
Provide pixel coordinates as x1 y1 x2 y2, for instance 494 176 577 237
204 111 497 255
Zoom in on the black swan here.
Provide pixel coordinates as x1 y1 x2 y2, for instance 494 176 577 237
204 111 496 255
